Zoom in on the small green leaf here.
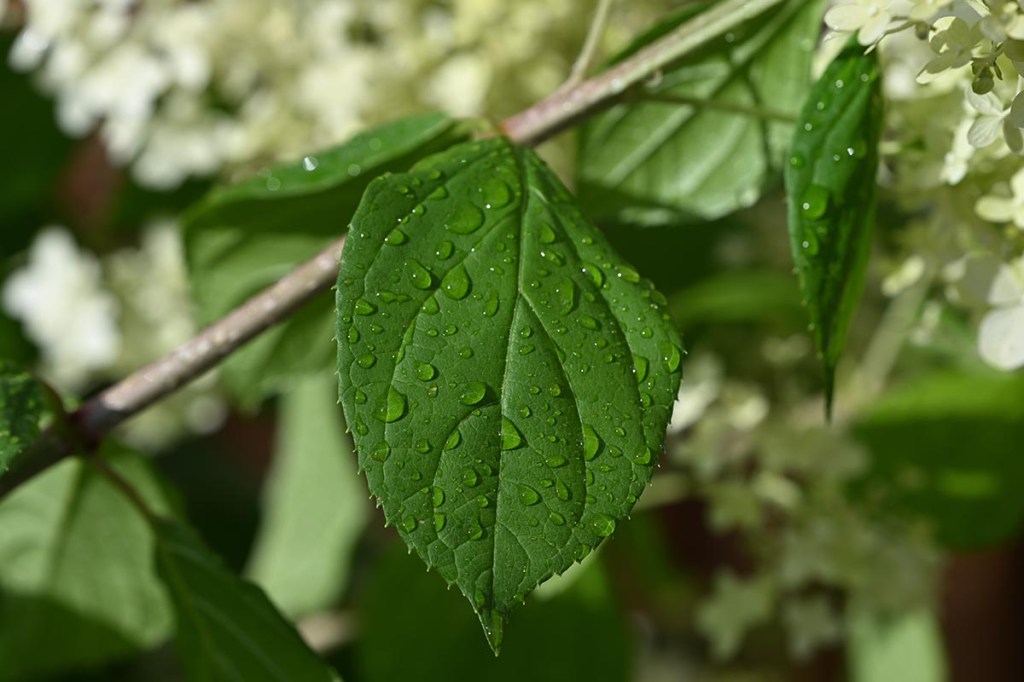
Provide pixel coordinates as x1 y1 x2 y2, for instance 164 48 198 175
0 444 177 678
784 43 883 414
247 376 368 617
0 362 54 476
577 0 826 225
184 114 474 404
154 518 339 681
852 371 1024 550
336 137 682 650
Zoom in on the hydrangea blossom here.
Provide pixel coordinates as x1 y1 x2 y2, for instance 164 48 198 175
978 255 1024 369
1 228 120 391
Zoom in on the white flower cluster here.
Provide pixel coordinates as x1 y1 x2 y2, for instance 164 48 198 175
1 225 225 448
825 0 1024 370
667 365 941 660
5 0 666 189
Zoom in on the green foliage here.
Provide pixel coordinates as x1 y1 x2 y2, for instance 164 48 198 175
154 517 340 682
784 44 883 413
0 362 54 476
247 376 368 617
359 546 631 681
577 0 826 225
853 371 1024 550
0 444 177 679
183 114 475 404
336 136 682 650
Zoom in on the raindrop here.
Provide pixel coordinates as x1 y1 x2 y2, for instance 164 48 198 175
407 259 433 289
434 513 446 532
357 354 376 369
444 430 462 451
462 467 480 487
302 156 319 171
549 512 566 526
400 515 417 532
432 486 445 507
435 240 455 260
460 381 487 406
518 484 540 506
353 299 376 315
353 389 367 404
501 417 523 450
445 204 485 234
590 514 616 537
415 362 437 381
371 442 391 462
633 355 649 383
442 266 471 299
581 262 605 287
415 439 432 453
375 388 407 423
346 327 360 344
483 292 500 317
800 184 830 220
385 228 408 246
583 425 601 461
578 314 600 330
539 223 557 244
660 342 682 372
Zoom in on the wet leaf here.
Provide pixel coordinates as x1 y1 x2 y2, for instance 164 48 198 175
336 137 682 650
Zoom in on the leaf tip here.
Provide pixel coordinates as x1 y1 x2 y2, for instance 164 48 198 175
477 607 506 656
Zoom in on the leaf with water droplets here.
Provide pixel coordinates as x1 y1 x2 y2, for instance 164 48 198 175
336 138 682 651
577 0 826 225
784 43 883 416
183 114 475 404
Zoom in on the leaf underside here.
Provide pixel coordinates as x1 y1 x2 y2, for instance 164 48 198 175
784 44 884 414
577 0 826 225
154 518 338 682
336 137 682 650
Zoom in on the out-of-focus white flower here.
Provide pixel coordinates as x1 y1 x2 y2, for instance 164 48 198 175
2 228 121 391
882 254 927 296
668 354 721 433
975 167 1024 227
696 572 776 659
977 255 1024 369
826 0 902 46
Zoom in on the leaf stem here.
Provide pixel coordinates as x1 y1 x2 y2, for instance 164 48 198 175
74 236 346 442
3 0 788 497
500 0 787 145
557 0 617 93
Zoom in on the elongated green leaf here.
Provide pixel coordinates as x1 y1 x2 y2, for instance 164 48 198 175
184 114 474 404
336 137 682 650
0 444 176 678
577 0 826 225
247 376 368 617
852 371 1024 549
0 362 54 476
154 518 339 681
785 44 883 413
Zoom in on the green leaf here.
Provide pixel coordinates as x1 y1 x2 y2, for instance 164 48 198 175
0 362 54 476
184 114 474 405
784 44 883 414
852 371 1024 549
359 545 631 682
336 137 682 650
154 517 339 681
247 376 368 617
0 444 177 678
577 0 826 225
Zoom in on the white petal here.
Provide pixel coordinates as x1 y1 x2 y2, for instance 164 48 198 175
967 115 1003 148
825 6 868 32
987 263 1024 306
975 196 1016 223
978 306 1024 370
